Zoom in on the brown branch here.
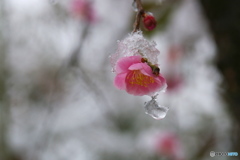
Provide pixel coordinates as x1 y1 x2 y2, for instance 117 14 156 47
133 0 145 32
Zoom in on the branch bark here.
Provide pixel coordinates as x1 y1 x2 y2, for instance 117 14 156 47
133 0 145 32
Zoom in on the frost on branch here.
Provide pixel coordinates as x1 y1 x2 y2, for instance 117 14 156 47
110 31 160 72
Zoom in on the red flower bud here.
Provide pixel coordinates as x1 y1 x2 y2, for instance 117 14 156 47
143 12 157 31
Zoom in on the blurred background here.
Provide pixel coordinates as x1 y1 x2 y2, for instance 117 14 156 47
0 0 239 160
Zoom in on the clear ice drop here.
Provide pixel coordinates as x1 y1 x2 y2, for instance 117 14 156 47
132 1 138 12
144 98 169 120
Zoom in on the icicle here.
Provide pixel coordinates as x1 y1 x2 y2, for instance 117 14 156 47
144 96 169 120
132 1 138 12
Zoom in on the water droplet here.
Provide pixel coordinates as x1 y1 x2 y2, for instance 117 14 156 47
151 93 159 99
132 1 138 12
144 99 169 120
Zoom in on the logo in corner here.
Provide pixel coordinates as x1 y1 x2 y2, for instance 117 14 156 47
210 151 215 157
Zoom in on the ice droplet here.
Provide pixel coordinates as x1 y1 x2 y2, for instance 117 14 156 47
144 98 169 120
132 1 138 12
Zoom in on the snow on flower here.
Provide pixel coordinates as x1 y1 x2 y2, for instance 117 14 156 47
110 31 160 70
70 0 96 23
110 31 167 96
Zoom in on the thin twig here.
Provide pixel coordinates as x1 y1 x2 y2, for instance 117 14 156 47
69 23 90 67
133 0 145 32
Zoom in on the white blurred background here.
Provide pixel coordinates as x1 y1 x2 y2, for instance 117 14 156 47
0 0 239 160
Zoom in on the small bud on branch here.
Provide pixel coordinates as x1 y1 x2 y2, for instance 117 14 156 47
143 12 157 31
133 0 157 32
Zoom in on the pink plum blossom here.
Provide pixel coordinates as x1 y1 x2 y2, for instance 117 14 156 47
167 45 183 63
155 133 184 160
70 0 96 23
114 55 166 96
166 75 183 92
165 45 184 92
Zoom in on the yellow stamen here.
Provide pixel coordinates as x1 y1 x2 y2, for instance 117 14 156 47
126 70 155 87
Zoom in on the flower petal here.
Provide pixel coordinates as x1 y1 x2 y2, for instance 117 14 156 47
129 63 153 77
125 71 167 96
126 84 150 96
156 74 167 92
114 73 127 90
147 80 164 95
115 55 142 74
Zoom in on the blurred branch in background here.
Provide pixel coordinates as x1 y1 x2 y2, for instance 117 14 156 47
59 0 113 119
0 0 11 159
199 0 240 152
67 23 90 67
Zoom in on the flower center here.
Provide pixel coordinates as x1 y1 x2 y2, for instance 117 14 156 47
126 70 155 87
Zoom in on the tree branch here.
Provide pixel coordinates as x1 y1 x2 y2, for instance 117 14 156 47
133 0 145 32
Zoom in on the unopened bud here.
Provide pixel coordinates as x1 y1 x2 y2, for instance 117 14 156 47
143 12 157 31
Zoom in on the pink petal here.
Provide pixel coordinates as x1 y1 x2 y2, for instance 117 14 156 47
125 70 165 96
128 63 153 77
155 133 184 160
126 84 150 96
115 55 142 74
71 0 97 23
145 80 162 94
156 74 167 91
114 73 127 90
158 74 166 84
114 56 167 96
